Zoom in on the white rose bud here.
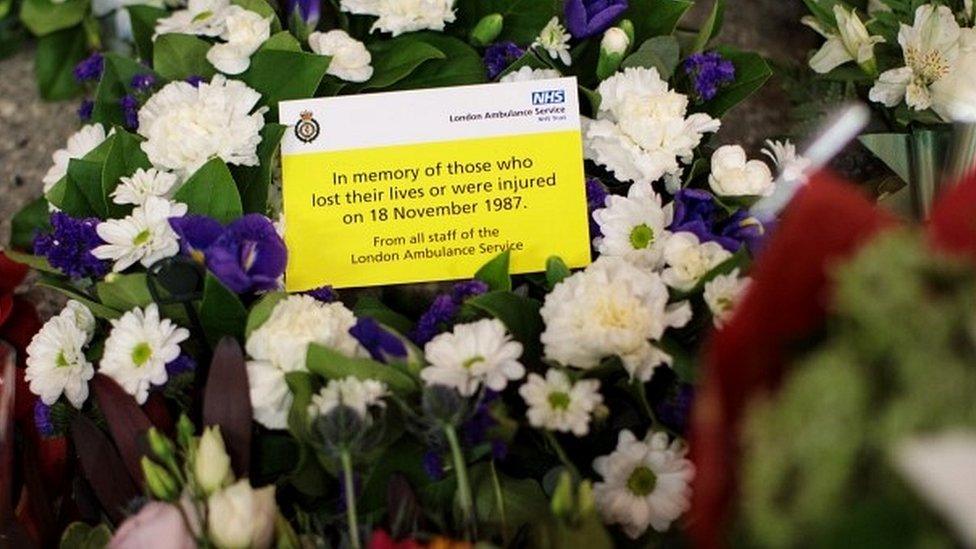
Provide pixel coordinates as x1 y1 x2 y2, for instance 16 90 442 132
194 426 232 495
207 480 277 549
597 27 630 80
308 30 374 83
708 145 775 198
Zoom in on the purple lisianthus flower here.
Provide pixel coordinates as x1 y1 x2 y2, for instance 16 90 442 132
120 95 140 130
73 52 104 82
34 212 109 279
169 215 224 262
205 214 287 293
717 209 770 254
165 355 196 377
585 177 609 238
349 317 407 363
77 99 94 121
34 400 55 437
286 0 320 25
564 0 629 39
131 73 156 92
304 285 337 303
484 41 525 80
670 188 722 242
185 75 206 87
684 51 736 102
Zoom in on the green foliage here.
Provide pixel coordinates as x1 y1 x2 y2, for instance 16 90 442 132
621 36 680 79
9 196 50 250
463 291 544 360
173 158 244 223
240 48 331 116
455 0 557 44
233 123 286 214
153 33 215 81
623 0 693 44
701 46 772 117
199 273 247 345
385 33 487 90
59 521 112 549
127 5 166 62
34 25 86 100
101 128 151 218
475 250 512 291
20 0 87 36
305 344 420 395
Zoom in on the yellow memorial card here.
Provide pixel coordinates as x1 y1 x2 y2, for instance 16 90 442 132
278 77 591 291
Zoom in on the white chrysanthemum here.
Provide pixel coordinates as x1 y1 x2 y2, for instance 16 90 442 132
111 168 179 206
584 67 720 187
592 430 695 538
92 197 188 272
533 16 572 65
518 369 603 436
99 303 189 404
540 257 692 381
708 145 775 197
344 0 456 37
42 124 109 193
138 75 267 177
307 376 388 419
592 181 673 269
154 0 232 38
703 268 750 328
421 318 525 396
206 6 271 75
868 5 965 114
762 139 810 183
802 6 883 74
25 301 97 409
309 30 374 83
661 232 732 291
246 295 366 429
499 66 562 83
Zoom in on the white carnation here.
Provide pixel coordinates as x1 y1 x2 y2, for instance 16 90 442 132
592 181 673 269
206 6 271 75
702 268 750 328
499 66 562 83
42 124 110 194
309 30 374 83
111 168 179 206
660 231 732 291
92 197 187 272
25 301 97 409
341 0 456 37
154 0 232 38
540 257 692 381
708 145 775 197
138 75 267 177
421 318 525 396
584 67 720 186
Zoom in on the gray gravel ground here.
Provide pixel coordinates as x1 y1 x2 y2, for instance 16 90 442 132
0 1 814 316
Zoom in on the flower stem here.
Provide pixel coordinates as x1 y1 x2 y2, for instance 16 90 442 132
489 460 508 541
632 379 678 438
444 425 477 540
340 450 361 549
543 430 580 481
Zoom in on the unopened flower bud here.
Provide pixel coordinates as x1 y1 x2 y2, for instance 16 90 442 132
470 13 504 47
194 426 232 495
142 457 180 501
617 19 635 47
176 413 195 451
550 470 575 520
147 427 176 464
597 27 630 80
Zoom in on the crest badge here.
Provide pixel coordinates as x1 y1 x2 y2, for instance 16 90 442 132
295 110 321 144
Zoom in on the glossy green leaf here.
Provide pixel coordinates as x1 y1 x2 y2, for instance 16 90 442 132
127 5 167 62
475 250 511 292
306 344 419 395
153 33 215 81
199 274 247 345
34 26 86 100
20 0 88 36
234 123 286 214
173 158 243 223
464 291 543 360
621 36 680 79
245 291 287 337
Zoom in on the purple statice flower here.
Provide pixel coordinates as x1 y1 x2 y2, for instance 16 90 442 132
585 177 609 238
34 212 109 279
34 401 55 437
461 389 499 447
169 215 224 261
422 450 444 480
484 41 525 80
77 99 94 121
285 0 320 26
165 355 196 377
73 52 104 82
120 95 140 130
654 384 694 434
130 73 156 92
564 0 629 38
304 285 337 303
411 281 489 345
349 317 407 363
205 214 287 294
684 51 736 102
185 75 206 87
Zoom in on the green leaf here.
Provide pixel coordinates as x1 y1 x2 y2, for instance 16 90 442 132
36 276 122 319
96 273 153 311
3 249 60 274
91 54 157 128
621 36 680 79
59 521 112 549
173 158 244 223
353 37 445 91
702 46 772 117
387 33 486 90
624 0 693 43
285 371 318 441
199 273 247 345
34 26 86 100
261 30 302 52
690 0 725 54
153 33 215 82
127 5 167 62
456 0 556 44
471 463 549 535
9 196 51 251
306 344 419 395
101 129 151 218
20 0 88 36
233 123 286 214
859 133 911 183
354 296 414 335
66 157 109 218
475 250 511 292
544 256 571 290
240 49 330 115
245 291 286 337
464 291 543 360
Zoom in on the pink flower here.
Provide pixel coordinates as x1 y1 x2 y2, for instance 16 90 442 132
108 502 196 549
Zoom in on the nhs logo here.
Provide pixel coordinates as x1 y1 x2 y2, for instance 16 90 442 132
531 90 565 105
